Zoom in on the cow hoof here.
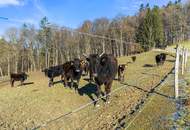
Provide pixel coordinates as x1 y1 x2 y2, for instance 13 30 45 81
106 101 110 104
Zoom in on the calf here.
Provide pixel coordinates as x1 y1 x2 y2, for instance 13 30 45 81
80 59 89 76
10 72 28 87
118 64 126 82
42 65 64 87
63 58 83 91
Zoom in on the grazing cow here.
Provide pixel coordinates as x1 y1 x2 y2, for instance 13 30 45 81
42 65 64 87
155 53 167 66
118 64 126 82
63 58 83 91
85 53 118 106
10 72 28 87
131 56 136 62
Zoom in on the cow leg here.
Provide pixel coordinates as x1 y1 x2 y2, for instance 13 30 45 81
11 79 14 87
105 81 113 104
118 74 121 81
89 72 93 82
75 80 79 92
61 75 64 83
95 84 101 107
49 78 53 87
70 78 74 89
64 76 68 88
20 80 24 86
121 74 124 83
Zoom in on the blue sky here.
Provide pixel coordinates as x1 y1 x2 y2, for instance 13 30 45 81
0 0 188 37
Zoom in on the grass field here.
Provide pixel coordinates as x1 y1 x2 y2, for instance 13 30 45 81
0 51 175 130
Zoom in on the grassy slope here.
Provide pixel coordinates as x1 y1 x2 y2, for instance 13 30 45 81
126 78 176 130
0 51 175 130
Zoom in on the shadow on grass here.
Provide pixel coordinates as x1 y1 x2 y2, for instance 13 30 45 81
141 72 160 77
23 82 34 86
143 64 155 68
78 83 106 105
78 83 97 102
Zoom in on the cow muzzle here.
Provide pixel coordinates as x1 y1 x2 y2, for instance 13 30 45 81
93 73 98 77
76 69 80 72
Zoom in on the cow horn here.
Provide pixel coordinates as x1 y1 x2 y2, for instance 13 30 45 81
99 52 105 57
83 54 88 58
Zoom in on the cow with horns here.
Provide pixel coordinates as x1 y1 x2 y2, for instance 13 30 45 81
84 53 118 106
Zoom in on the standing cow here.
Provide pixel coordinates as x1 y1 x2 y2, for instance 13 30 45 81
10 72 28 87
42 64 64 87
62 58 83 91
118 64 126 82
85 53 118 106
85 54 100 82
155 53 167 66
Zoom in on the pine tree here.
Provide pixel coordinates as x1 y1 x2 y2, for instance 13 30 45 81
152 6 164 48
136 6 164 50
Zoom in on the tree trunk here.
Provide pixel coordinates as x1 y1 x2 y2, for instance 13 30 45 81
0 66 3 77
7 55 10 76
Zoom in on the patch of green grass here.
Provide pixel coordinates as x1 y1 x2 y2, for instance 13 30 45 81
170 40 190 49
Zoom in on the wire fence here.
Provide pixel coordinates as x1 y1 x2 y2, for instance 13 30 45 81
27 50 177 130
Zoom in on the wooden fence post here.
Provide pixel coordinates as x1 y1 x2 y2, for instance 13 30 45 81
182 47 185 75
184 49 188 69
175 45 179 99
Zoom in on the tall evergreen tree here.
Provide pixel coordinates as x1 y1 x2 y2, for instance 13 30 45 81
152 6 164 47
136 6 164 50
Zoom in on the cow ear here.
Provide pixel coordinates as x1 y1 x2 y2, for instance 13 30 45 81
101 57 106 64
86 58 90 62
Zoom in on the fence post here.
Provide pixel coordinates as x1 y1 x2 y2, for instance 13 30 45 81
175 45 179 99
184 48 188 69
182 47 185 75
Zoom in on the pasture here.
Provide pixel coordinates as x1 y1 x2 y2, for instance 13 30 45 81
0 51 175 130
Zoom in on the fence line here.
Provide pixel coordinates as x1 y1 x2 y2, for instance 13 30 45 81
175 45 189 99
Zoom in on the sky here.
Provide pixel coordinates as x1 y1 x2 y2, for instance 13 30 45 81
0 0 188 37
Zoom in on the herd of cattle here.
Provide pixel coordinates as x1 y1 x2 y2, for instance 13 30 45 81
9 53 167 105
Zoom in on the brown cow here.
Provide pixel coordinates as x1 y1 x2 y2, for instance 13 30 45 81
10 72 28 87
118 64 126 82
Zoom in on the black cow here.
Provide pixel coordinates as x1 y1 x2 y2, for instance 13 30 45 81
42 65 64 87
85 54 100 82
63 58 83 91
86 53 118 106
118 64 126 82
131 56 136 62
10 72 28 87
155 53 167 66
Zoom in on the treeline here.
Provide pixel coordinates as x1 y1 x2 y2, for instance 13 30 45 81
0 0 190 76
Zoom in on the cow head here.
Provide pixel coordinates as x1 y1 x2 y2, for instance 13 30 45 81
73 59 82 73
22 72 28 80
87 54 100 77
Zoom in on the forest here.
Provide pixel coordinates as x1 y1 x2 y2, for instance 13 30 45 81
0 0 189 76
